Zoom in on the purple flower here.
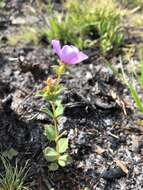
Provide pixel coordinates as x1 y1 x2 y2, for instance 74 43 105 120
52 40 88 65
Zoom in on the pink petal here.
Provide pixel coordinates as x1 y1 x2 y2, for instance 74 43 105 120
70 52 88 64
52 40 61 57
61 45 77 64
70 45 79 53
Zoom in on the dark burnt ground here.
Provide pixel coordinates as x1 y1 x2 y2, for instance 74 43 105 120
0 1 143 190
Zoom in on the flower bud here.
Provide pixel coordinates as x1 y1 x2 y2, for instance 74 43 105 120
44 77 57 87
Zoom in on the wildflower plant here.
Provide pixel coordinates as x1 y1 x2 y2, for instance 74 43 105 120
37 40 88 171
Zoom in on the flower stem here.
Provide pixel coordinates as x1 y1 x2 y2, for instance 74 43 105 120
50 101 59 138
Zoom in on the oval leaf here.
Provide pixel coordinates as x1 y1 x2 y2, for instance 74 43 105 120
54 100 64 118
56 138 68 153
44 125 57 141
58 154 72 167
58 159 66 167
44 147 58 162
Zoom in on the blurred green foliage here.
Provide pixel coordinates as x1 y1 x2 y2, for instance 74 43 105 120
46 0 124 54
8 0 124 55
0 0 5 8
0 157 29 190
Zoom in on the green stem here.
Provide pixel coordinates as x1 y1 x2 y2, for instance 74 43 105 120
55 130 67 142
50 101 59 137
50 101 60 154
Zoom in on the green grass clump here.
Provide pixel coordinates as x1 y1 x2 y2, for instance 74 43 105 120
0 157 29 190
121 55 143 113
8 0 124 54
46 0 124 54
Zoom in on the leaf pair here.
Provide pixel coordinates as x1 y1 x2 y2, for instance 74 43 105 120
44 138 71 171
48 153 72 171
44 138 68 157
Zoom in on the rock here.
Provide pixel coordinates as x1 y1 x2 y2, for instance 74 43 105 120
77 131 86 145
85 71 92 80
11 17 26 25
101 167 126 180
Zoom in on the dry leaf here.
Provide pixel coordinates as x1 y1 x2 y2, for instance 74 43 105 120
95 145 105 155
114 160 129 174
11 17 26 25
110 91 128 115
110 91 117 99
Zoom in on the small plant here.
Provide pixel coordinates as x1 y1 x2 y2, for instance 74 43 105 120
0 157 29 190
37 40 88 171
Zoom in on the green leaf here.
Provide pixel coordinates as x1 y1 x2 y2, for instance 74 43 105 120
58 154 68 167
44 147 58 162
56 138 68 153
41 107 53 118
48 163 59 171
58 159 66 167
54 85 66 97
54 100 64 118
58 154 72 167
128 83 143 112
44 125 57 141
